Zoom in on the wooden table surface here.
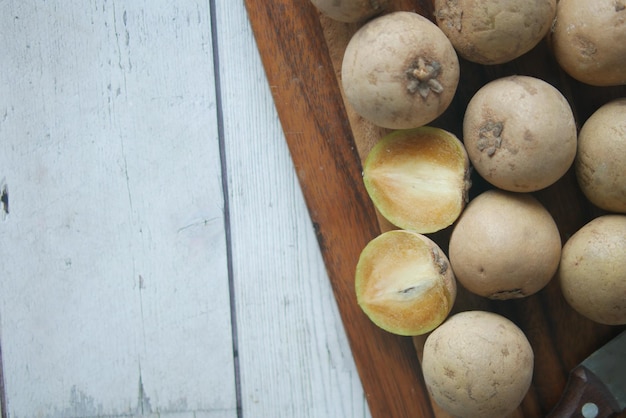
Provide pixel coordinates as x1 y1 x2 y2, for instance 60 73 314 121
0 1 369 417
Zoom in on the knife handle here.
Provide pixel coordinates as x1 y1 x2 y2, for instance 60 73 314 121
547 365 623 418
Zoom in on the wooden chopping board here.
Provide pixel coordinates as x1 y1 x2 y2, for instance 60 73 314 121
243 1 626 417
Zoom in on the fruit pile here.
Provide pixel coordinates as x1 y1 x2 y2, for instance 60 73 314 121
311 1 626 417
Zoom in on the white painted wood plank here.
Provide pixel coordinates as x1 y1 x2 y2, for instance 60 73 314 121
215 2 372 417
0 1 236 417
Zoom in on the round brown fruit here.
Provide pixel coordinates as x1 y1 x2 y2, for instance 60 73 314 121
355 230 457 336
309 0 387 23
448 189 561 299
422 310 534 418
559 215 626 325
434 0 556 65
550 0 626 86
575 98 626 213
341 11 460 129
463 75 577 192
363 127 471 234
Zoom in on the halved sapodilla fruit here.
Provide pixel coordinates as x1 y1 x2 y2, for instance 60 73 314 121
355 230 457 336
363 127 471 233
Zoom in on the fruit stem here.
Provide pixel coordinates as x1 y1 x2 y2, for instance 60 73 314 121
407 58 443 99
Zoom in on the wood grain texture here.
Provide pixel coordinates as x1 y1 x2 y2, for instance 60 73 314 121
246 1 626 417
2 0 372 416
243 2 436 418
215 1 371 417
0 1 236 416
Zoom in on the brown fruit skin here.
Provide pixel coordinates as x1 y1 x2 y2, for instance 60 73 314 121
341 11 460 129
575 98 626 213
559 215 626 325
422 311 534 418
309 0 387 23
363 127 471 234
434 0 556 65
355 230 457 336
449 189 561 300
550 0 626 86
463 75 577 192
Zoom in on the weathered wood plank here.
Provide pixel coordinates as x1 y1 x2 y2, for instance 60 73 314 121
215 1 371 417
0 1 236 416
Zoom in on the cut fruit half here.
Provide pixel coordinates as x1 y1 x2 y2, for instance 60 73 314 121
355 230 457 336
363 127 471 233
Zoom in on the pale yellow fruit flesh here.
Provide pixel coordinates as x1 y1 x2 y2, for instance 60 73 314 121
363 127 470 233
355 230 456 336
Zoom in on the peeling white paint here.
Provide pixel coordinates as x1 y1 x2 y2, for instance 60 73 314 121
0 0 371 416
0 0 235 416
